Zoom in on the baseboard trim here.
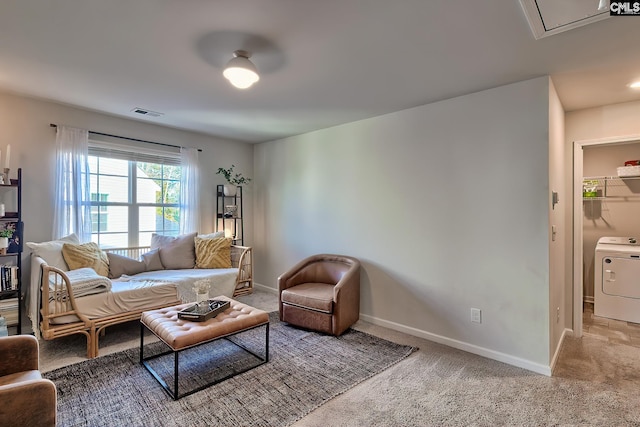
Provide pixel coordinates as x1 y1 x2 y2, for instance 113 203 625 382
549 328 570 374
359 313 552 376
253 284 552 375
253 282 278 294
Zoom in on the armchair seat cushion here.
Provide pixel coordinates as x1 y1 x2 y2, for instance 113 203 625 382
281 283 334 313
0 370 41 387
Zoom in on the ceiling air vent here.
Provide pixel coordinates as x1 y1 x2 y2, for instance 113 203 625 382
520 0 610 39
131 107 164 118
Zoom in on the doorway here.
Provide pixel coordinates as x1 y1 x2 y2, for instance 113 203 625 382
573 135 640 338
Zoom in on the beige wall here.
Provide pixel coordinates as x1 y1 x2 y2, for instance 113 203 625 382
0 90 253 289
254 77 553 372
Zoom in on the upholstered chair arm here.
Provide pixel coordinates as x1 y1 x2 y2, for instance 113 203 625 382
332 258 361 335
332 258 361 298
0 335 39 376
0 379 57 427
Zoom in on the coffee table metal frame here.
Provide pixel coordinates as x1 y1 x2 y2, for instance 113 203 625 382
140 320 269 400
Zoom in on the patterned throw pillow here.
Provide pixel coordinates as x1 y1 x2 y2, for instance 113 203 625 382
195 237 232 269
61 242 110 277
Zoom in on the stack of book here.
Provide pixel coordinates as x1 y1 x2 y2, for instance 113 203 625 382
0 265 18 291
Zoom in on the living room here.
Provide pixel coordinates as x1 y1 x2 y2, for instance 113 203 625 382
1 1 640 425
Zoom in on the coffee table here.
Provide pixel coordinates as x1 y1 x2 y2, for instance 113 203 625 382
140 295 269 400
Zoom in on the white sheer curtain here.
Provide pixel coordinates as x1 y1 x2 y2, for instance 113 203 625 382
179 147 200 234
52 126 91 241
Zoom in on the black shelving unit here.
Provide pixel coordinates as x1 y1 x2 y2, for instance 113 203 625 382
0 168 22 334
215 184 243 245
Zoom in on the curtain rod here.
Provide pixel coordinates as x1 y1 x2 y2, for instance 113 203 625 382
49 123 202 152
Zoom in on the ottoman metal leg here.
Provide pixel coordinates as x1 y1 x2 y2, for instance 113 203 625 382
140 321 269 400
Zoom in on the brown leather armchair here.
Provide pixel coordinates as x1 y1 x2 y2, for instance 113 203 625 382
0 335 57 427
278 254 361 336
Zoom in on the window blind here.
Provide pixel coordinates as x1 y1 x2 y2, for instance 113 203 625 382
88 136 180 165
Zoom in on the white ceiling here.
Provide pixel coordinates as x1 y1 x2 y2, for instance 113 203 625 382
1 0 639 143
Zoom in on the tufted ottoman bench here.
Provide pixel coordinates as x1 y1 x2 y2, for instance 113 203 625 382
140 295 269 399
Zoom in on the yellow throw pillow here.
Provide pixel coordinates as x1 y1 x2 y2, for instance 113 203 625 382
61 242 110 277
195 237 232 269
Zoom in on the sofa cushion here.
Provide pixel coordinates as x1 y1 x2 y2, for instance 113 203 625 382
151 232 197 269
25 233 80 271
61 242 110 277
195 237 232 269
141 249 164 271
107 252 147 279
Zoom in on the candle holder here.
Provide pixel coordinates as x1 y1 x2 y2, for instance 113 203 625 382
1 169 8 186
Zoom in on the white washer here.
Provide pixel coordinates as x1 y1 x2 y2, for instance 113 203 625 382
594 236 640 323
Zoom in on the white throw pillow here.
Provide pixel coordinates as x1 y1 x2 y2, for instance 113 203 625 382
26 233 80 271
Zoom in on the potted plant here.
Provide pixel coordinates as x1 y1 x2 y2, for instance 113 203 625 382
0 226 13 254
216 164 251 196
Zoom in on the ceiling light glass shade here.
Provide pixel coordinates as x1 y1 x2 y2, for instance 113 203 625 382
629 81 640 89
223 50 259 89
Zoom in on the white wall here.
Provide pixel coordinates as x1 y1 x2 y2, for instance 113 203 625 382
254 77 553 371
566 101 640 141
548 80 567 364
0 90 253 288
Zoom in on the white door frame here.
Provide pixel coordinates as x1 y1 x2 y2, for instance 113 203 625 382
573 134 640 337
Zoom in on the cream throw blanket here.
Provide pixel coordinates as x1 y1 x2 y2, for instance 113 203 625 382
50 267 112 302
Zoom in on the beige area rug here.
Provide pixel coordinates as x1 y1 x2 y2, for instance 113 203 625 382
44 312 416 427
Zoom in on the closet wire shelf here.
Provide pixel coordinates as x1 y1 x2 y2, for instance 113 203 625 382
583 175 640 200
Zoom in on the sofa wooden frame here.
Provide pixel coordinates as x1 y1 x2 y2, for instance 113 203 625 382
38 245 253 359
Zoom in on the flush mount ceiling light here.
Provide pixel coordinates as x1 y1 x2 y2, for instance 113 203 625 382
223 50 259 89
629 81 640 89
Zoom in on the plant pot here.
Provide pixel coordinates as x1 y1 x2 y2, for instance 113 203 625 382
223 185 238 197
0 237 7 254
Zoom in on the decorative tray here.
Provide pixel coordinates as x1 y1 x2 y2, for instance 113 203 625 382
178 299 230 322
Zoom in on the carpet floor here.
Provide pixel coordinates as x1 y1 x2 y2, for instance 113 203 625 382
44 313 416 427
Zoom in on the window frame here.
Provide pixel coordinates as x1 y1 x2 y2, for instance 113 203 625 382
88 140 181 248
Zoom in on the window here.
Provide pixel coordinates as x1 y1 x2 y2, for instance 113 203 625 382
88 143 182 248
90 193 108 233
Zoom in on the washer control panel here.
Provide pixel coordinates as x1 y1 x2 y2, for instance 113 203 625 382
598 236 639 246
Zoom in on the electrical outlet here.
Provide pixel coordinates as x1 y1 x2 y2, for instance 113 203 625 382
471 308 482 324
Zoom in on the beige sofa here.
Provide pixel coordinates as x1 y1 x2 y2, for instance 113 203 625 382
27 233 253 358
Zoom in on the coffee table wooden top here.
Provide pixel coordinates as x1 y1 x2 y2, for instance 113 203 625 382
140 295 269 350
